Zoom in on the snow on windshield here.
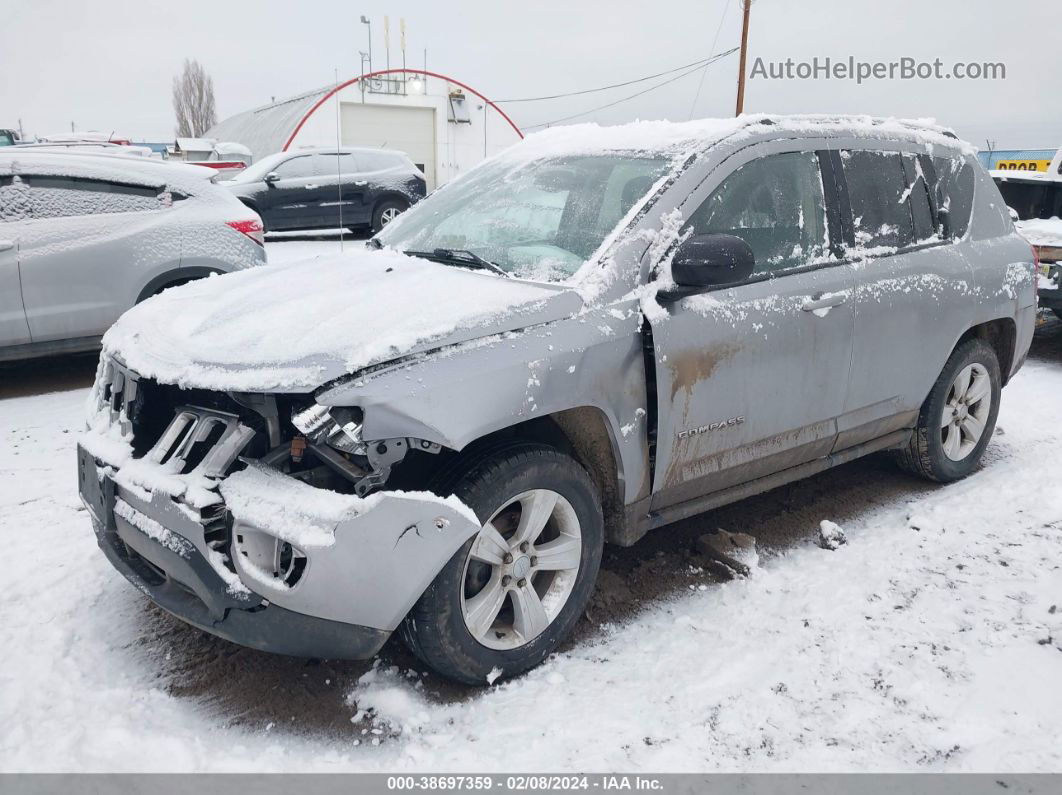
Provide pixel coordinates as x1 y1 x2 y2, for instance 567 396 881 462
378 153 671 282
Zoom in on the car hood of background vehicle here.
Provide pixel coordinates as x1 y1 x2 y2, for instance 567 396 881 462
102 249 584 393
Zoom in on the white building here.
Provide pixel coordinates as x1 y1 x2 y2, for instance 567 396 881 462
206 69 524 190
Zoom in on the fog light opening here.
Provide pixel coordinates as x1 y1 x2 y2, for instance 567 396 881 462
234 528 307 588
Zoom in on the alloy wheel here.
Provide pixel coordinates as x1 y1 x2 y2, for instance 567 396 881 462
460 489 582 650
940 362 991 461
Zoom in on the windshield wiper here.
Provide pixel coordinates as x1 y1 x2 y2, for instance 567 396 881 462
366 237 383 250
403 248 510 278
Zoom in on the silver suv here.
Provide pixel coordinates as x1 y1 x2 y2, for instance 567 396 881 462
1 151 266 361
77 116 1036 684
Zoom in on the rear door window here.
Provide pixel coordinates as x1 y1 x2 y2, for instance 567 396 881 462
313 152 358 177
929 157 975 238
21 175 162 219
687 150 831 274
901 154 935 240
0 175 31 221
841 150 916 250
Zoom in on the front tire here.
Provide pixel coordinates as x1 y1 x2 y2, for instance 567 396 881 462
894 338 1001 482
401 443 603 685
371 198 408 232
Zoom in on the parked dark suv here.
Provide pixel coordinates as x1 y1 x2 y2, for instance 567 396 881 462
225 147 426 234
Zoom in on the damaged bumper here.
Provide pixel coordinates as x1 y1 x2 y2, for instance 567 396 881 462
77 441 481 659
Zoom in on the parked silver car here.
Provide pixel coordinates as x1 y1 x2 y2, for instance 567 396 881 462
1 151 265 361
78 115 1036 684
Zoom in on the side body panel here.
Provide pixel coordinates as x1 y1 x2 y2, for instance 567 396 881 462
840 147 1035 449
643 138 856 511
318 301 653 508
17 208 182 343
0 234 30 346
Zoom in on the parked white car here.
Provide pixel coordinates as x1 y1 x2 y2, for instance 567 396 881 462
0 150 266 361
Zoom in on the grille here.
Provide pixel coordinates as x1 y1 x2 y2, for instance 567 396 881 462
94 357 141 436
147 407 256 478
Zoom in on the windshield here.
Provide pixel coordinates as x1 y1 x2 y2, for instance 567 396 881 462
377 153 670 282
228 152 287 184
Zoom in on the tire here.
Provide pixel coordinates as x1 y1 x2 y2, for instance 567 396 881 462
894 338 1001 482
371 198 408 232
401 443 603 685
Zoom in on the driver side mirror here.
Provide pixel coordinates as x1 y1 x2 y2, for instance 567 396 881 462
264 172 279 185
660 233 755 301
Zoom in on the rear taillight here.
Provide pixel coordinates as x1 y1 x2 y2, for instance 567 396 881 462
226 219 264 246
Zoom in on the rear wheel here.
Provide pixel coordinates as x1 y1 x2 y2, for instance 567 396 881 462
401 443 603 685
372 198 408 232
894 338 1001 482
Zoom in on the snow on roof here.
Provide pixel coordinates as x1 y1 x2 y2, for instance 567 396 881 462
213 141 252 157
0 149 216 191
175 137 216 152
204 87 330 162
493 114 972 169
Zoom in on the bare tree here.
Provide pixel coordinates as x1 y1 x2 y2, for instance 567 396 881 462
172 59 217 138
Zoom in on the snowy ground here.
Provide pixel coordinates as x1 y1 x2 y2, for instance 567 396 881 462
1 238 1061 772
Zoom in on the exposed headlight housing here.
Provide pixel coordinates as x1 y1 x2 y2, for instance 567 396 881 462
291 404 366 455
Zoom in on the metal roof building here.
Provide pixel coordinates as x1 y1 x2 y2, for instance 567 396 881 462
206 69 523 190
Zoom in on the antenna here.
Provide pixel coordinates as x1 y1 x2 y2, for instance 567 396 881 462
334 67 345 252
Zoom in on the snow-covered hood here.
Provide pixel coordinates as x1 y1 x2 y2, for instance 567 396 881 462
102 248 584 392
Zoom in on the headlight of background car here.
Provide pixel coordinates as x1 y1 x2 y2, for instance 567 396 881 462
291 404 366 455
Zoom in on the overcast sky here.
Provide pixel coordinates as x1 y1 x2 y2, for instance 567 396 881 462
3 0 1059 149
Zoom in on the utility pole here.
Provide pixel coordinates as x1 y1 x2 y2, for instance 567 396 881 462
734 0 752 116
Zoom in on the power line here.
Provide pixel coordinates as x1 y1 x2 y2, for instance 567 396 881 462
523 48 738 130
689 0 732 120
495 53 735 104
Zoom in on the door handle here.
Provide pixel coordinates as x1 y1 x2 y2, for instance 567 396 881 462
304 184 319 189
801 291 847 312
0 240 14 252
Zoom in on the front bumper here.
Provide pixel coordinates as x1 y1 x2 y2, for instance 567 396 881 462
78 442 480 659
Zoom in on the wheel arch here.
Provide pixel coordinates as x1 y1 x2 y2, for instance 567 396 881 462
955 317 1017 385
450 407 628 547
372 191 411 215
136 266 224 303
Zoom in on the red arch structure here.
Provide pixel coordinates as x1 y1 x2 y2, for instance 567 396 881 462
282 68 524 152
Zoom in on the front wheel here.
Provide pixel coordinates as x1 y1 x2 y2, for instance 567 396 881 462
401 443 603 685
894 338 1001 482
372 198 408 232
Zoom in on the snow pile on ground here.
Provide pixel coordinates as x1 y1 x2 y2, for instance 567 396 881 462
1 349 1061 772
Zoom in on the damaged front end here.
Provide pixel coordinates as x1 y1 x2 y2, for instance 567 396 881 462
78 355 480 658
